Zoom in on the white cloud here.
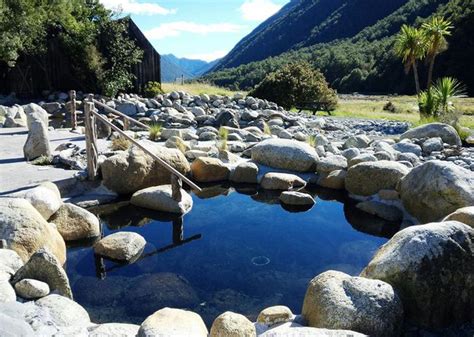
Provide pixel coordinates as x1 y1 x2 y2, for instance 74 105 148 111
239 0 282 22
100 0 175 16
144 22 244 40
184 50 229 62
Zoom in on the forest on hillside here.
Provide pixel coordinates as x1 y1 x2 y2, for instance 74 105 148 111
205 0 474 95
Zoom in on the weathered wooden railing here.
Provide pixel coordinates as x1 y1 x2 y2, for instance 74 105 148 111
83 96 202 194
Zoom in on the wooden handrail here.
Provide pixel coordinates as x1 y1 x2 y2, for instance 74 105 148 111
92 110 202 191
92 99 151 130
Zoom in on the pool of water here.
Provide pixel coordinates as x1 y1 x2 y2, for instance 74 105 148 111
65 184 399 326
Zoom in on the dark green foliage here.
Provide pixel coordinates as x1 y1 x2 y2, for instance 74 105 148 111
0 0 143 96
205 0 473 95
249 61 337 110
143 81 164 98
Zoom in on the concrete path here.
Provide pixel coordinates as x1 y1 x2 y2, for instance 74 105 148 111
0 127 87 195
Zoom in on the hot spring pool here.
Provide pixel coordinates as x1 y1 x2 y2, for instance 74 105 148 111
65 184 399 327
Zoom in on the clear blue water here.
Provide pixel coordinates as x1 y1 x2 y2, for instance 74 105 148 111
65 185 398 326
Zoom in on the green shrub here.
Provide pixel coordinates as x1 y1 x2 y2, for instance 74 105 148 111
218 127 229 151
31 155 52 166
144 81 164 98
249 61 337 111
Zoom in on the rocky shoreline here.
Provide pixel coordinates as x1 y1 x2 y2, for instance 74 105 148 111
0 91 473 336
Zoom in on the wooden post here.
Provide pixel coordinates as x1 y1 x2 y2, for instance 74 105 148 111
171 174 182 201
84 101 98 180
69 90 77 130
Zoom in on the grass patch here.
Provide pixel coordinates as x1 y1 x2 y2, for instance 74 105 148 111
110 137 131 151
162 82 245 97
31 155 52 166
148 123 162 141
325 95 474 129
218 127 229 151
306 135 316 147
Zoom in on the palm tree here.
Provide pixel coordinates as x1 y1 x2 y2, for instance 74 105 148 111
395 25 427 94
422 17 453 88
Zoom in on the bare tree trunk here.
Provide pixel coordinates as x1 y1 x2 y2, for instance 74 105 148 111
427 55 436 89
413 62 421 94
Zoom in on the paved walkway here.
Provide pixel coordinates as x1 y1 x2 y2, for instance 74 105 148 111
0 127 88 195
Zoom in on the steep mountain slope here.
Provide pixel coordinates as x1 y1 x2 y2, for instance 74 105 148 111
213 0 410 71
161 54 219 82
205 0 474 95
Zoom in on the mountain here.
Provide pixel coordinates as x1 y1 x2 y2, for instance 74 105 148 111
161 54 220 82
213 0 411 71
205 0 474 95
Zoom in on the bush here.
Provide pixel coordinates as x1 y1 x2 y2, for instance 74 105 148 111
249 61 337 110
144 81 164 98
110 137 131 151
148 123 162 141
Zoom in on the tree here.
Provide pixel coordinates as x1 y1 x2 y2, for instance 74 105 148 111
249 61 337 110
394 24 427 94
422 16 453 88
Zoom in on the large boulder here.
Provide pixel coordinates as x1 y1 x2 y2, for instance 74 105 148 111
49 203 100 241
230 162 258 184
94 232 146 262
23 103 49 129
316 155 347 174
131 185 193 214
0 198 66 264
11 248 72 299
23 118 51 161
302 270 403 336
345 161 410 196
35 294 90 327
443 206 474 228
138 308 208 337
361 221 474 329
101 144 191 195
400 161 474 223
14 279 50 300
0 281 15 303
191 157 230 182
400 122 461 146
251 139 319 172
21 182 62 220
0 312 34 337
210 311 255 337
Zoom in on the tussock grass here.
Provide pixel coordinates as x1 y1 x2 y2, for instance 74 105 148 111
162 82 245 97
218 127 229 151
148 123 162 141
110 137 131 151
262 121 272 135
306 135 317 147
31 155 52 166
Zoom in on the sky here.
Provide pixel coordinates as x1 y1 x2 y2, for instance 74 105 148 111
100 0 290 62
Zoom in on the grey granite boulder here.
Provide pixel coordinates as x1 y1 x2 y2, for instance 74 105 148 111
302 270 403 336
400 122 461 146
361 221 474 329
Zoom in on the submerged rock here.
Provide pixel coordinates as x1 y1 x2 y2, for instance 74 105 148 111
400 161 474 222
317 170 346 190
345 161 409 196
361 221 474 329
356 201 403 223
0 198 66 264
210 311 255 337
302 270 403 336
251 138 319 172
138 308 208 337
12 248 72 299
49 203 100 241
94 232 146 262
131 185 193 214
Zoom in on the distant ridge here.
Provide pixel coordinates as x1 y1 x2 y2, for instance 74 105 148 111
161 54 220 83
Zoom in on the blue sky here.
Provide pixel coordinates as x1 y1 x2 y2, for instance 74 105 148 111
100 0 289 61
